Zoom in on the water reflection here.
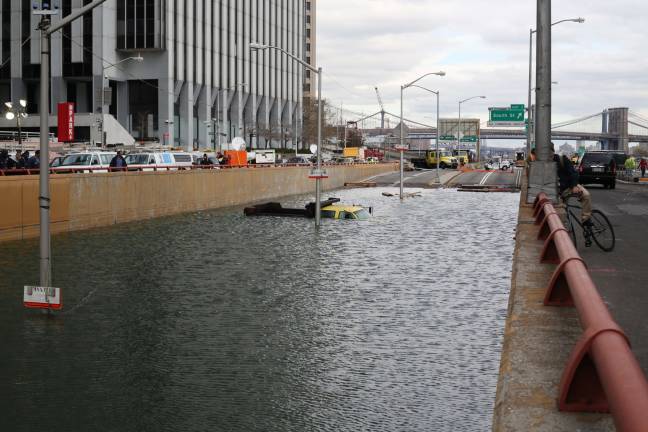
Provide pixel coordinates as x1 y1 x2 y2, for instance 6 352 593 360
0 188 519 432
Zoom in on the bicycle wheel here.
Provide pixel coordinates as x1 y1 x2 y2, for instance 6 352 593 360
565 211 578 248
590 209 615 252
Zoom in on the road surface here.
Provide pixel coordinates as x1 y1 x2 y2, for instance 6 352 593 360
573 182 648 376
368 168 522 189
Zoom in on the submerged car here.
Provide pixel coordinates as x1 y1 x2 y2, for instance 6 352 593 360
321 204 371 220
244 198 371 220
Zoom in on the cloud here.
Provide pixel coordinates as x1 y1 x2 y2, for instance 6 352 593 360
317 0 648 130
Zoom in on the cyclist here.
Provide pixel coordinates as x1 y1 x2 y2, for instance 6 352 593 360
550 143 594 246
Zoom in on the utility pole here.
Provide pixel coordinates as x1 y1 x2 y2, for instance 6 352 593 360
535 0 552 161
527 0 557 203
36 0 109 288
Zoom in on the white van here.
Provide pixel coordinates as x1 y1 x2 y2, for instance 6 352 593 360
124 152 194 171
54 151 116 173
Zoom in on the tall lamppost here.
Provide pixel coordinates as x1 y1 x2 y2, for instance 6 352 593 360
250 42 325 227
5 100 28 151
458 95 486 158
36 0 109 291
401 71 446 200
408 85 441 181
101 54 144 147
527 17 584 155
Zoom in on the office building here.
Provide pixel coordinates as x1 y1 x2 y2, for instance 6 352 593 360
0 0 309 150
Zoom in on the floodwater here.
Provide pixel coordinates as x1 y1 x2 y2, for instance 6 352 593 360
0 187 519 432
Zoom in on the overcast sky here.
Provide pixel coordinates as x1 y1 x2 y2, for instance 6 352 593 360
317 0 648 133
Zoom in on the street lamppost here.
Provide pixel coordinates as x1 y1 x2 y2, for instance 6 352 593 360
401 71 446 200
5 99 28 151
408 85 441 181
527 17 584 155
35 0 109 291
458 95 486 160
250 42 324 227
101 54 144 147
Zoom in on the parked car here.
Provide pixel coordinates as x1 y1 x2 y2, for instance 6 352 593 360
124 152 195 171
578 151 616 189
286 156 311 165
49 156 65 168
53 151 116 173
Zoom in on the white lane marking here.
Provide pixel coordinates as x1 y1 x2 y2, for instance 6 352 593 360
479 171 494 185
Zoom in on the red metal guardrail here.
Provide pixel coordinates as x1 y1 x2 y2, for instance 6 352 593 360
532 192 648 431
0 161 396 176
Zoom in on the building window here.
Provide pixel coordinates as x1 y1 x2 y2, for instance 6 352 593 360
117 0 163 50
306 2 311 11
306 43 311 52
306 28 311 38
306 15 311 24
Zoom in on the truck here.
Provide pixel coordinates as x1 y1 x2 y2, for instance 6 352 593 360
343 147 365 161
254 149 276 164
410 150 458 169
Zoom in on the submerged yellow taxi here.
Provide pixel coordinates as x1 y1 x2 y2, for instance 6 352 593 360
321 204 371 220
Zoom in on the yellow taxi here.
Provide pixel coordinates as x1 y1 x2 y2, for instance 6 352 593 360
321 204 371 220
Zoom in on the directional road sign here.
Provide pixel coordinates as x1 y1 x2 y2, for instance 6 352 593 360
460 135 478 143
488 104 525 127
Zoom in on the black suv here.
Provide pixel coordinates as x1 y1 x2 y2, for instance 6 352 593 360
578 152 617 189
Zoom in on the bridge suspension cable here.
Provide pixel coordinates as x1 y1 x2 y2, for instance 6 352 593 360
551 112 603 130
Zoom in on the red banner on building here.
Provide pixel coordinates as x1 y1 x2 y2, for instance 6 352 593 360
57 102 75 142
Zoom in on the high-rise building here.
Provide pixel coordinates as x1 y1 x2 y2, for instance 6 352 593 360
304 0 316 98
0 1 309 151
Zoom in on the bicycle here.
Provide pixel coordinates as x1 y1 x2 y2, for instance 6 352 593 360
562 194 615 252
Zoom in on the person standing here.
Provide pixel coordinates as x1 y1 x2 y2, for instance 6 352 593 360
0 149 10 169
109 151 127 171
639 157 647 178
624 156 636 178
199 153 212 166
27 150 40 169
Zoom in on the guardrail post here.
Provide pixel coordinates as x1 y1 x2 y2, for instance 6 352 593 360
543 257 586 306
558 324 629 413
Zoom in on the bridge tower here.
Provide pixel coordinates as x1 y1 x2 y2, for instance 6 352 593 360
601 107 629 152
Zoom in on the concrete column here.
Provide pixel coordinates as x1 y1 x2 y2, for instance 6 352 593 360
158 77 175 146
180 82 194 151
527 0 557 204
535 0 552 161
116 81 129 129
198 88 211 150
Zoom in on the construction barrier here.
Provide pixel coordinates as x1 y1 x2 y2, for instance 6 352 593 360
532 192 648 431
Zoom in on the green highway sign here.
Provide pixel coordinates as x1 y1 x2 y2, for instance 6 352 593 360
488 105 525 127
440 135 456 141
460 135 478 143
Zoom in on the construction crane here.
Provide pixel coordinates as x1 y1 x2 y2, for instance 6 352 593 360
374 86 386 129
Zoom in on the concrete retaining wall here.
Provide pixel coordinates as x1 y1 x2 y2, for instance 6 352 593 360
0 163 396 243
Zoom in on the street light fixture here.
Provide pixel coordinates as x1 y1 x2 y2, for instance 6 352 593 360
527 17 584 155
250 41 325 227
400 71 446 200
458 95 486 160
5 99 29 151
406 84 441 181
100 54 144 147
